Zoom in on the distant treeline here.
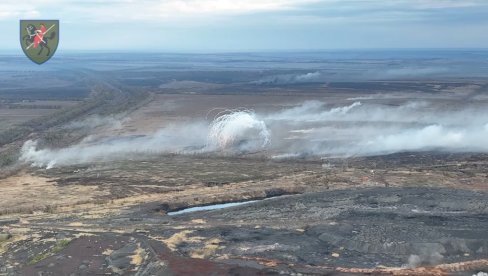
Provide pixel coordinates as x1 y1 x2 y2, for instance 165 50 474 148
0 83 149 149
0 104 63 109
0 87 89 101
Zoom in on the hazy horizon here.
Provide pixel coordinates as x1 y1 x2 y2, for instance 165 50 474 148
3 47 488 52
3 0 488 52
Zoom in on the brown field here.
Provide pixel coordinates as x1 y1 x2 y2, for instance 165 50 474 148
0 55 487 275
0 100 79 131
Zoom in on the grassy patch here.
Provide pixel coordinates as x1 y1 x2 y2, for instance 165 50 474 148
53 239 71 251
0 234 13 254
28 253 50 266
0 148 18 168
28 239 71 265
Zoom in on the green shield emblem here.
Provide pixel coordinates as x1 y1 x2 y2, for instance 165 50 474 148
20 20 59 64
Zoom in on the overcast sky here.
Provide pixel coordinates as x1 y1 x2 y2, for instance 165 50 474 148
2 0 488 52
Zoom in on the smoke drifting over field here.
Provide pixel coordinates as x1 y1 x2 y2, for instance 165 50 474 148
20 99 488 168
265 100 488 157
253 72 322 85
20 123 209 169
20 111 270 168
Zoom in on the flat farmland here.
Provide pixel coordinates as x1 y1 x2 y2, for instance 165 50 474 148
0 100 79 131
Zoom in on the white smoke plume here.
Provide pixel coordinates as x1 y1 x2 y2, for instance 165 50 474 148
20 110 271 168
406 244 445 268
18 99 488 168
20 122 209 169
265 100 488 157
253 72 321 85
265 100 362 122
207 110 270 152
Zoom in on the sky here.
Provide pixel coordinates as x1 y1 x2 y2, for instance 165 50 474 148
2 0 488 52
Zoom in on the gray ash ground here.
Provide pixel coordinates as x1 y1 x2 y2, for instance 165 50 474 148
171 187 488 269
1 153 488 275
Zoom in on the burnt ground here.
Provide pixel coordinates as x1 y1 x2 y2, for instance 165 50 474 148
0 186 487 276
176 187 488 268
0 153 487 276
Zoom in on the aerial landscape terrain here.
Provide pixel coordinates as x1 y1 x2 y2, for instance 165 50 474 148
0 50 488 276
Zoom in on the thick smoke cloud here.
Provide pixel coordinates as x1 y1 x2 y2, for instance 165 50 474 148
20 111 270 168
207 110 270 151
264 100 488 157
20 99 488 168
20 122 209 169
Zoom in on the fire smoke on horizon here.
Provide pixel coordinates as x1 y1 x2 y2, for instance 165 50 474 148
19 99 488 168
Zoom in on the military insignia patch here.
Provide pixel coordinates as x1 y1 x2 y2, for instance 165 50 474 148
20 20 59 64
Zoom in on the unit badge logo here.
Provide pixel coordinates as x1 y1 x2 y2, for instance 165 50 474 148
20 20 59 64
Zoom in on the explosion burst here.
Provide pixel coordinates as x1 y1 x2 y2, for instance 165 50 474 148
207 109 270 151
